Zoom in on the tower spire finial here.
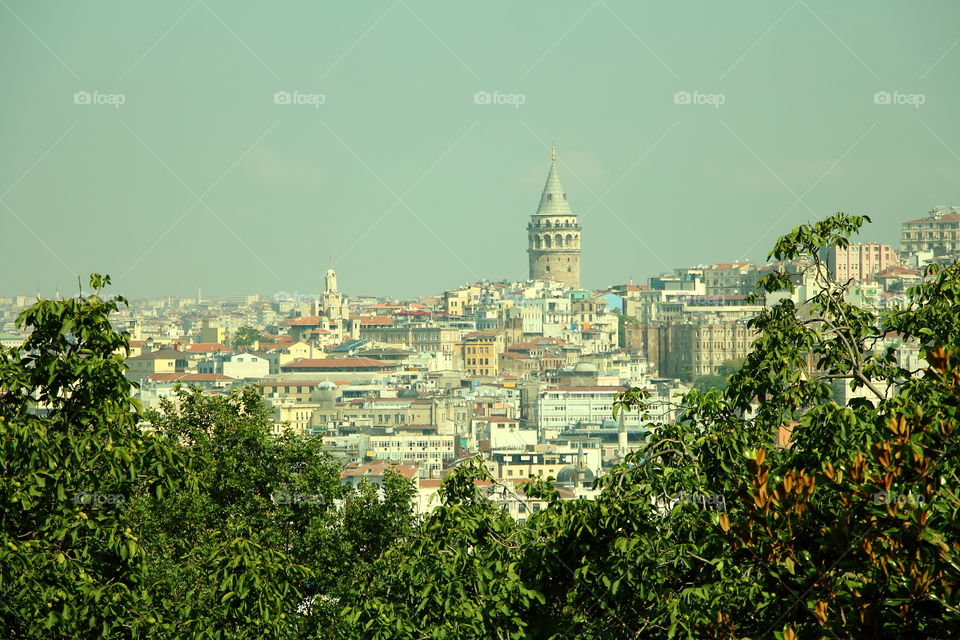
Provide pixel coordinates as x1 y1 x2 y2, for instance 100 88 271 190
551 143 556 162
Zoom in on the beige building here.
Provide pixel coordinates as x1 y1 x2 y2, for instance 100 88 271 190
702 263 759 296
125 349 188 382
663 321 756 378
819 243 898 281
458 331 505 377
901 206 960 255
444 285 482 316
360 325 461 354
198 319 227 345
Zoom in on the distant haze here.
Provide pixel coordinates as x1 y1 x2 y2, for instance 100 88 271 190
2 1 958 299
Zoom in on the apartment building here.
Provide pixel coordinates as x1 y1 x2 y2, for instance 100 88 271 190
819 243 898 281
901 206 960 255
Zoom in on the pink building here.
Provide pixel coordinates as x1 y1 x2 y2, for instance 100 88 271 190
819 243 898 281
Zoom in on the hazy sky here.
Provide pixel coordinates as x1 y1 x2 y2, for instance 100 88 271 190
2 1 958 299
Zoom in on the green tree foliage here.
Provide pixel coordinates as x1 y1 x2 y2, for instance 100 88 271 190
344 214 960 639
0 276 416 639
692 360 743 393
232 326 264 350
5 213 960 639
0 275 180 638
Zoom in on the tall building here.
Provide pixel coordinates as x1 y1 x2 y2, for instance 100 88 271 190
818 243 897 281
901 206 960 256
313 269 349 320
528 146 582 289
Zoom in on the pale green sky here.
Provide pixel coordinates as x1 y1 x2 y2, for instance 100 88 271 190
1 1 958 299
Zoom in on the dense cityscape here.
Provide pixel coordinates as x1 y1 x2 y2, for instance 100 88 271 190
3 149 956 518
4 2 960 637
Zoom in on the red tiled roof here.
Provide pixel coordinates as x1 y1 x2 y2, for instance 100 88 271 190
341 460 418 480
186 343 233 353
128 349 185 361
144 373 235 382
352 315 394 325
875 265 920 277
283 316 324 326
363 303 403 310
282 357 393 369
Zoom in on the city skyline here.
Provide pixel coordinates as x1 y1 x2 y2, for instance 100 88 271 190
2 1 959 299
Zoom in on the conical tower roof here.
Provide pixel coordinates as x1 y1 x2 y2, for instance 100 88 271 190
535 145 574 216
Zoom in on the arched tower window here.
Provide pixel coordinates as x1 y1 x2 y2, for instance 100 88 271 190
544 235 552 248
544 220 552 228
535 235 542 249
554 233 563 248
565 233 573 247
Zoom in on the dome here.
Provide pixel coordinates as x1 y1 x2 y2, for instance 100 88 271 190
309 381 339 403
556 465 595 484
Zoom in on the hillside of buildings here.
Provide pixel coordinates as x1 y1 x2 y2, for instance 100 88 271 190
3 214 960 638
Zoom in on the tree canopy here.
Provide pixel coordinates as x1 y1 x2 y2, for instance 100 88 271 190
3 214 960 639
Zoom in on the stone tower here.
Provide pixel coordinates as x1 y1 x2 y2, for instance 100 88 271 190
313 268 349 320
527 145 581 289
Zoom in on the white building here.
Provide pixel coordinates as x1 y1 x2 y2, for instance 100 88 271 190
362 434 456 478
474 417 539 450
537 386 645 438
198 352 270 379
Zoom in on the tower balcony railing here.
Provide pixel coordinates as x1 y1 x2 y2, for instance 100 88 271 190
527 222 582 231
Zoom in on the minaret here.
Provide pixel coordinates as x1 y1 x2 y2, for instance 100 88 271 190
527 145 581 289
321 268 348 321
617 410 628 457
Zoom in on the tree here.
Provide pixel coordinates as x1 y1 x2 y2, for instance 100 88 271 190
692 359 743 392
0 275 418 640
6 213 960 638
232 326 265 350
0 275 182 638
344 214 960 639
